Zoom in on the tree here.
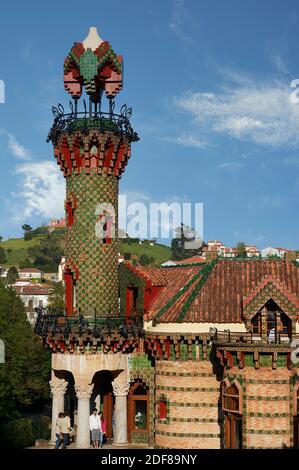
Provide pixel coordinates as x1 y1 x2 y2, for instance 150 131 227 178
171 224 203 261
6 266 18 285
27 235 64 272
0 235 3 242
21 224 33 241
139 254 155 266
236 242 247 258
0 246 6 264
47 281 65 311
0 283 51 437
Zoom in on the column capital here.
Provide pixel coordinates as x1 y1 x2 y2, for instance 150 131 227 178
112 379 130 397
49 379 68 396
75 383 94 399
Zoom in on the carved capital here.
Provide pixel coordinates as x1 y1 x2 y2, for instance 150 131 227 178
49 379 68 396
75 383 94 399
112 379 130 397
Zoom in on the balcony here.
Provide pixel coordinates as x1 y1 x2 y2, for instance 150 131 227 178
47 101 139 145
34 307 144 342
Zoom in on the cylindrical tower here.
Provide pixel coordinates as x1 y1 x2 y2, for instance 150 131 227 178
48 27 138 316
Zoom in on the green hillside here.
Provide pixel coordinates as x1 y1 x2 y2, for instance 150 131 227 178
0 236 171 268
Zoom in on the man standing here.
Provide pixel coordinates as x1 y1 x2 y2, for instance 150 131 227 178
90 408 101 449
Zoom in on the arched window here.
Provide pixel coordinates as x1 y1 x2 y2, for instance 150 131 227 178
222 380 242 449
250 299 292 343
128 381 149 443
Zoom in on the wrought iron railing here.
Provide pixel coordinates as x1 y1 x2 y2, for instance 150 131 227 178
47 101 139 144
34 307 144 339
209 327 293 346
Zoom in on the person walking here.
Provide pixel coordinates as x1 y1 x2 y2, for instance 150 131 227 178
90 408 101 448
98 411 107 448
60 412 71 449
54 412 64 449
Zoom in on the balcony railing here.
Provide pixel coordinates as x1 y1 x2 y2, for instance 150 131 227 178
34 307 144 339
47 101 139 144
209 327 293 346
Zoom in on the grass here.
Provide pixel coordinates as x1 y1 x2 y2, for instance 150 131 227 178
0 236 171 268
119 241 171 263
1 237 43 268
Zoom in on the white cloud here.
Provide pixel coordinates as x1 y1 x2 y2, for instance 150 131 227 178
172 76 299 148
20 42 32 60
7 133 31 160
13 161 65 221
268 52 289 75
169 0 192 44
163 133 207 148
0 129 31 160
218 161 244 172
245 194 285 215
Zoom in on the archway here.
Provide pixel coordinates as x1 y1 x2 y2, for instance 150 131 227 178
92 370 114 439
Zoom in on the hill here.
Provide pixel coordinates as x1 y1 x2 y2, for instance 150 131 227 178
0 235 171 268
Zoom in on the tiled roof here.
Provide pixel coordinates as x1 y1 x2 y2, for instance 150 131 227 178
13 285 50 295
18 268 42 273
144 260 299 323
173 256 206 265
124 264 167 286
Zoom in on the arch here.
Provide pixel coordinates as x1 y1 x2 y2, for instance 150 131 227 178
91 370 114 438
127 379 149 444
222 378 243 449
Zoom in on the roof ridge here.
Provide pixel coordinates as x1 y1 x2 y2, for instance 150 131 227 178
177 258 218 322
154 264 208 321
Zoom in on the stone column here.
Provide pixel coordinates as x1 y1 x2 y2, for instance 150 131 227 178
112 379 130 446
94 394 101 412
75 383 94 448
49 379 68 445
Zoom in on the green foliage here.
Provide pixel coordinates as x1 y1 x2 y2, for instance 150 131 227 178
27 235 64 272
0 246 7 264
19 258 33 269
21 224 32 240
0 283 51 425
47 281 65 311
171 225 204 261
6 266 18 284
0 418 34 448
139 253 155 266
236 242 247 258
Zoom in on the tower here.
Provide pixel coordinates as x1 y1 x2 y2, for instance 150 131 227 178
48 27 138 317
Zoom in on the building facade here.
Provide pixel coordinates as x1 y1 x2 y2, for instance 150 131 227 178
36 27 299 449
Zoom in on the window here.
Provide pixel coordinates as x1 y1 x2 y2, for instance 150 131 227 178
222 383 240 413
126 286 138 316
128 381 149 441
66 201 74 228
222 381 242 449
159 400 167 420
250 299 292 342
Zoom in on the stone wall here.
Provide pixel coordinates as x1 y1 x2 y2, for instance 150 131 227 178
225 366 294 448
155 360 222 449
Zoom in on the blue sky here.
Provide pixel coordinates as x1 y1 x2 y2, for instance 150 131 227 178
0 0 298 249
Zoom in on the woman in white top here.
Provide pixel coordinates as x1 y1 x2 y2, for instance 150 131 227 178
89 409 102 448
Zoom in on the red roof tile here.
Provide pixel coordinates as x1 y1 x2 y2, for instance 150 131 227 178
144 260 299 323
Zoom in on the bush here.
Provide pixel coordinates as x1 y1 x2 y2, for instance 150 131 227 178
0 418 34 448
